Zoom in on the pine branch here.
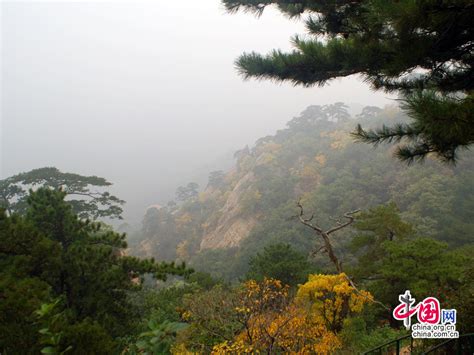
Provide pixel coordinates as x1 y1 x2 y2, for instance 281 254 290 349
351 123 420 146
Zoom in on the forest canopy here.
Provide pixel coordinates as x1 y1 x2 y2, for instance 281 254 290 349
2 109 473 353
2 1 473 353
0 188 190 354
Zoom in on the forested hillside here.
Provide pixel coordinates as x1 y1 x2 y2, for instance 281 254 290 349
3 0 473 352
3 103 472 354
129 103 474 280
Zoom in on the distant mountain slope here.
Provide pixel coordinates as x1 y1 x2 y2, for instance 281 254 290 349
128 103 474 279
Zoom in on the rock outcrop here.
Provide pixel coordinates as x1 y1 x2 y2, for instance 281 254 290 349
200 171 258 249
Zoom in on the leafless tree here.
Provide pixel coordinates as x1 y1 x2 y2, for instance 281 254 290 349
297 199 359 273
297 199 390 310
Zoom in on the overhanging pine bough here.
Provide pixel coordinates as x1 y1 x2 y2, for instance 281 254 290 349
223 0 474 163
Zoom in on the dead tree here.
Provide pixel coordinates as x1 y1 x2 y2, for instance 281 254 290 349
297 199 359 274
297 200 390 310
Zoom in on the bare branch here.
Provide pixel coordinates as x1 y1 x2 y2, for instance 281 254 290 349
296 200 390 311
329 216 343 227
311 245 327 257
296 199 322 232
296 201 359 274
326 209 360 235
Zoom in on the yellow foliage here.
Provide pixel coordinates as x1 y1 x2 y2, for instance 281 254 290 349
198 191 210 203
301 165 318 178
175 240 189 260
237 278 288 315
296 273 373 332
320 130 351 150
255 141 282 155
314 154 327 166
256 152 275 165
330 131 350 149
171 343 195 354
175 213 193 227
181 310 192 321
186 275 372 354
212 340 255 354
234 303 341 354
262 142 281 153
211 277 359 354
298 164 321 191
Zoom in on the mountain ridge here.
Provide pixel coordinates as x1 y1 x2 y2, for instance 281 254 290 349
128 103 474 280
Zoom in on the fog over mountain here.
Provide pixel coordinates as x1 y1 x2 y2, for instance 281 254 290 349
1 0 394 223
2 2 473 353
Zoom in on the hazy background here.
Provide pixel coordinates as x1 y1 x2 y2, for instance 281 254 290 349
1 0 394 224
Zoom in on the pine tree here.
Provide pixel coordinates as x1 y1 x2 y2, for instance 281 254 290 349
0 167 125 219
246 243 312 286
0 188 190 353
223 0 474 163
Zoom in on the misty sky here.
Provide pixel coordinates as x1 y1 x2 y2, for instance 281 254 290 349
1 0 395 224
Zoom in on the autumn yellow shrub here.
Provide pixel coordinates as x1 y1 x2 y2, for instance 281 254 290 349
210 275 372 354
296 273 373 332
